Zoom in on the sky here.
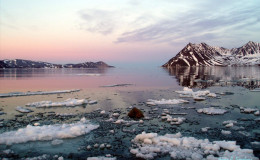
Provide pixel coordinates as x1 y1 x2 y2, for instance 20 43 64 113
0 0 260 66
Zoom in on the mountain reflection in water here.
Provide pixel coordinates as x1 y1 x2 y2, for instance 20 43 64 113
165 66 260 89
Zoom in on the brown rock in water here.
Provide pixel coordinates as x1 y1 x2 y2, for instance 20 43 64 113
128 107 144 119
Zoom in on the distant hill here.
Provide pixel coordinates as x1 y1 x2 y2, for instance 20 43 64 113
163 41 260 67
0 59 114 69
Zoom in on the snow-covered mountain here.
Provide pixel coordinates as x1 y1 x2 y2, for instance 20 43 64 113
0 59 114 68
163 41 260 67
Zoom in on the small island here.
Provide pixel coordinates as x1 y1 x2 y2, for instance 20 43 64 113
0 59 114 69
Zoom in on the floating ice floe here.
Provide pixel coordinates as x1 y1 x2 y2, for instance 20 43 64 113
112 113 120 117
250 88 260 92
21 154 64 160
240 107 259 115
55 113 77 116
197 107 227 115
26 98 88 108
51 139 63 146
193 96 206 101
201 127 210 132
176 87 217 100
146 99 189 106
113 119 139 125
87 157 116 160
223 120 237 125
15 106 33 113
255 118 260 122
225 123 234 128
161 115 186 125
221 130 231 135
223 120 237 128
239 131 251 137
130 132 258 160
0 89 80 98
34 123 40 126
21 154 50 160
0 118 99 145
88 100 98 105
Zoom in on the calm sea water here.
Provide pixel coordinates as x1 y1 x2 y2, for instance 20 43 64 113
0 66 177 92
0 66 259 92
0 66 260 159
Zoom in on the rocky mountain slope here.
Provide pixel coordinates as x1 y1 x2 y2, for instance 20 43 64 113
0 59 114 68
163 41 260 67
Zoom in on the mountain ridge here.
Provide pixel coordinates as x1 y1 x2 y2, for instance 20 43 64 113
0 59 114 69
163 41 260 67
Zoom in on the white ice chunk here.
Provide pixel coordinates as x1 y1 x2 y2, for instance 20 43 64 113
197 107 227 115
0 89 80 98
51 139 63 145
21 154 50 160
193 96 206 101
207 93 217 97
221 130 231 135
0 118 99 145
26 98 88 108
214 141 239 151
114 119 124 124
146 99 189 105
240 107 258 113
87 157 116 160
225 123 234 128
176 87 213 99
112 113 120 117
34 123 40 126
161 115 186 125
130 132 258 160
16 106 33 113
88 100 98 105
222 120 237 125
56 113 77 116
201 127 210 132
113 119 138 125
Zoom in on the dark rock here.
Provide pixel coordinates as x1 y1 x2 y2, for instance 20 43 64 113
127 107 144 119
15 114 23 117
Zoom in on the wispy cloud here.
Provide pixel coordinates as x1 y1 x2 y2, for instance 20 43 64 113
116 1 260 45
78 9 118 35
0 22 19 30
0 6 20 30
